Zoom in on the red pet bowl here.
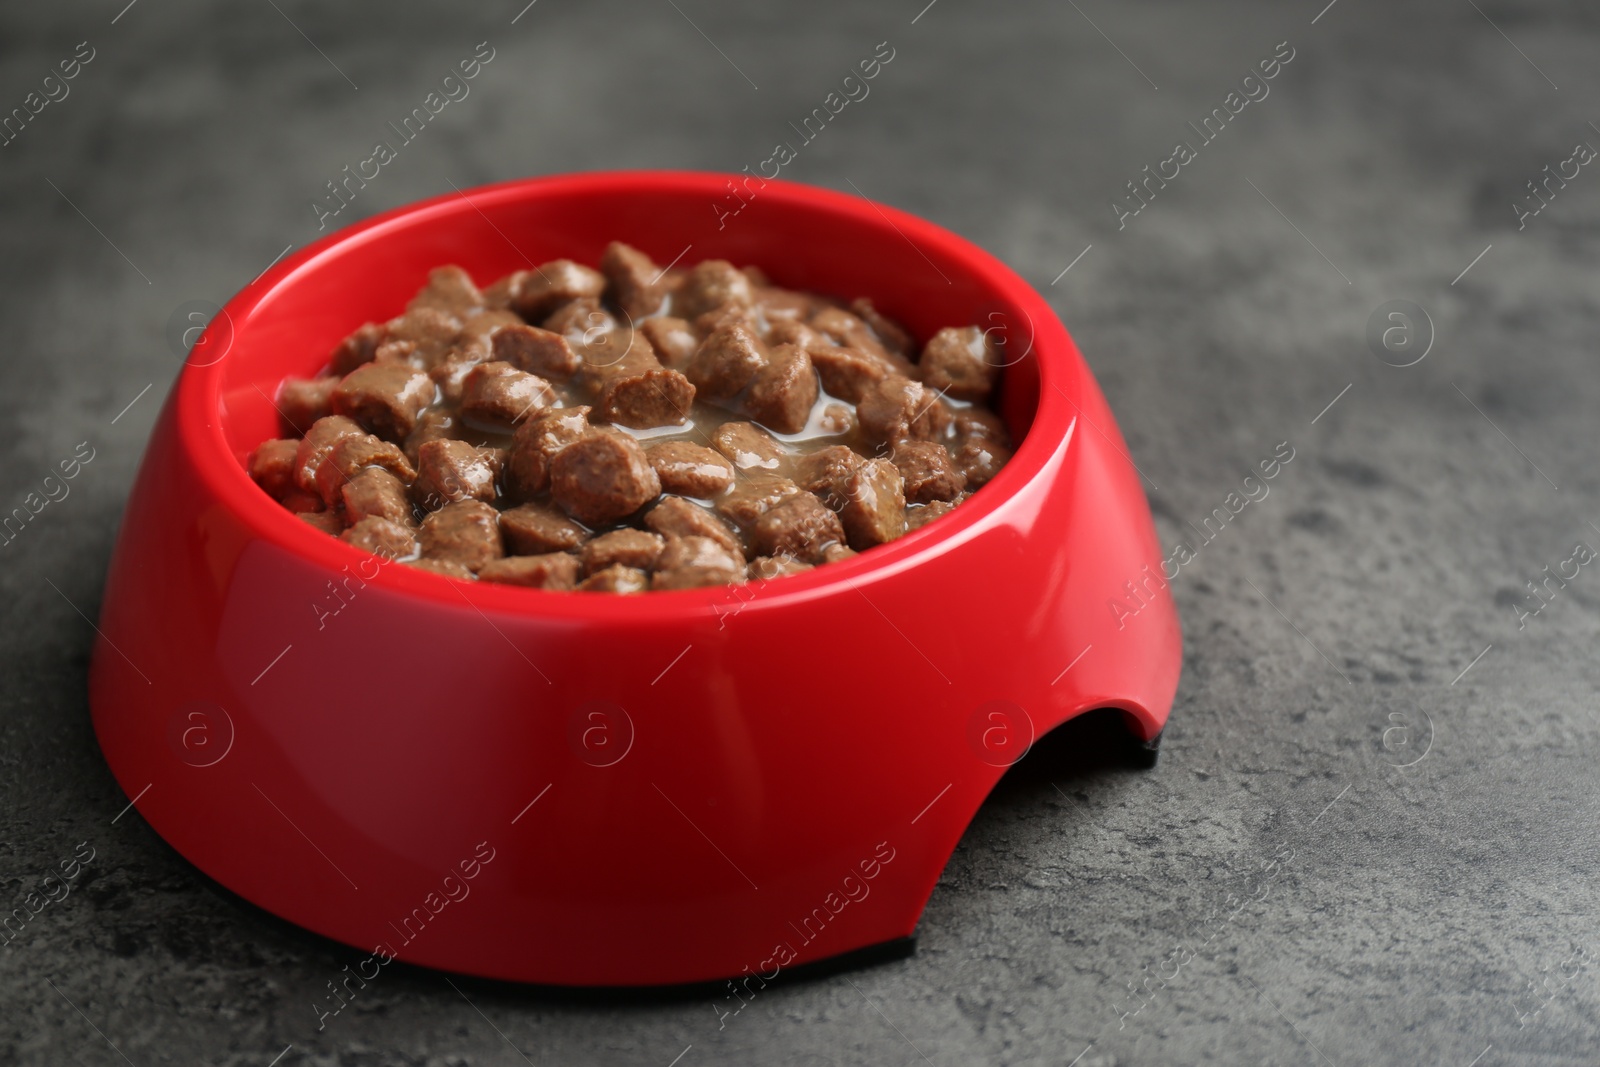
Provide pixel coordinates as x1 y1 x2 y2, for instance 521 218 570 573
90 171 1181 987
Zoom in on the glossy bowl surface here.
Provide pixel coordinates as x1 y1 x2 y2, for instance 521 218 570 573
90 171 1181 986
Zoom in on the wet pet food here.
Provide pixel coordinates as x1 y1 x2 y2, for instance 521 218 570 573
249 245 1013 592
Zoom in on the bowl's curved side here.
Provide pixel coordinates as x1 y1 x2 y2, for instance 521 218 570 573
89 171 1179 986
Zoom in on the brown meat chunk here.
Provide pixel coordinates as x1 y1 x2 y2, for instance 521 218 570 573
920 325 999 401
691 305 759 341
601 241 667 319
292 415 365 493
549 431 662 526
604 371 694 435
420 500 503 572
656 533 746 579
651 535 747 590
583 335 696 429
332 363 436 441
499 502 590 555
856 375 950 446
583 529 666 574
818 403 855 436
330 322 386 376
402 410 458 466
407 265 484 316
794 445 864 507
807 345 893 404
711 421 786 473
575 328 657 384
811 307 900 364
687 322 768 402
249 439 299 501
414 439 503 508
849 298 913 356
281 490 324 514
905 498 958 532
341 515 418 558
479 552 580 590
435 317 511 391
482 272 521 311
952 406 1010 446
578 564 650 593
715 476 801 531
749 555 813 581
756 287 816 323
384 306 462 367
511 260 607 321
640 316 697 370
955 438 1012 489
750 492 845 563
373 338 421 367
299 510 345 535
457 308 525 350
643 497 744 558
492 323 580 380
674 259 755 320
766 317 821 349
409 558 474 580
460 361 556 426
822 543 857 564
506 406 591 500
839 458 907 549
543 297 616 345
597 369 694 429
427 351 481 406
744 343 818 434
315 434 416 508
890 441 966 504
341 468 416 527
277 377 338 435
646 441 735 498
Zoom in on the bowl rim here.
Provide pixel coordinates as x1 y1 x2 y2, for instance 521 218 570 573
179 169 1077 620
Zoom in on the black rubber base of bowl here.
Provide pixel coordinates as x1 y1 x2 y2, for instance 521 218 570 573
1130 729 1163 769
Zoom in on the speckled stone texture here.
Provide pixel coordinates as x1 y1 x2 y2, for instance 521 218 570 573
3 0 1598 1064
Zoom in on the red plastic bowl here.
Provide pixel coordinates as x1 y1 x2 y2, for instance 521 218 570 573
90 171 1181 987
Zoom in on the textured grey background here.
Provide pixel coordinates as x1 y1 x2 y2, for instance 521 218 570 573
3 0 1599 1064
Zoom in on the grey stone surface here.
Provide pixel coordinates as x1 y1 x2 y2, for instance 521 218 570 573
2 0 1598 1063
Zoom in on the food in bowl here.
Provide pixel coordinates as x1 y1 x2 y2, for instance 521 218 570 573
248 242 1013 591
